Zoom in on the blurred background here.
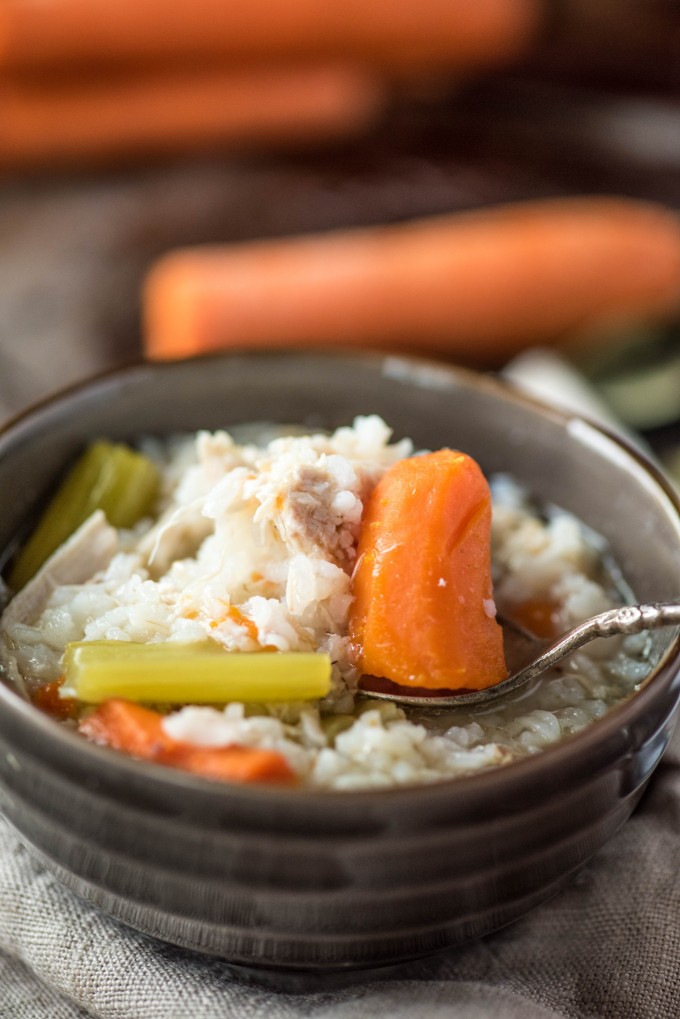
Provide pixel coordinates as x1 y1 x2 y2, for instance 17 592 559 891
1 0 679 467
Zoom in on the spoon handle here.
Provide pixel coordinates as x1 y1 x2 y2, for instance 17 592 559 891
502 602 680 696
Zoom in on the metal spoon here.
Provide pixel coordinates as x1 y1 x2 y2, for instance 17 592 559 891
358 602 680 708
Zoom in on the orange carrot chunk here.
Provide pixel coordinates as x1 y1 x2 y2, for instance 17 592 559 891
162 744 297 786
78 698 297 786
32 678 79 722
506 595 561 639
79 699 176 757
349 449 507 691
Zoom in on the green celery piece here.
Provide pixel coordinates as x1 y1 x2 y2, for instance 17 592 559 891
62 641 332 704
8 440 159 590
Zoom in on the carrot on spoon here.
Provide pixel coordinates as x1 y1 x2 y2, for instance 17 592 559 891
349 449 507 692
143 197 680 365
79 699 297 786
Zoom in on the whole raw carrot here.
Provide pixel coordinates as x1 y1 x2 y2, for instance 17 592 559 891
0 0 541 73
349 449 507 691
79 698 297 785
0 64 385 171
143 197 680 364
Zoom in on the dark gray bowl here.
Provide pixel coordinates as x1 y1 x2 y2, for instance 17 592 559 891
1 350 679 981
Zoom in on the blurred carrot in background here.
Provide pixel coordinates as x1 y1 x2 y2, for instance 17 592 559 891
0 0 543 172
2 0 679 406
0 0 541 74
143 197 680 365
0 64 385 170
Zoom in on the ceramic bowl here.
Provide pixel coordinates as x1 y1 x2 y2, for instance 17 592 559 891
1 350 679 982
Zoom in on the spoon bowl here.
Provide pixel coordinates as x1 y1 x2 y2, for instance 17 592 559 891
359 602 680 707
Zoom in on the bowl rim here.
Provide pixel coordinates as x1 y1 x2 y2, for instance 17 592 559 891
1 347 680 808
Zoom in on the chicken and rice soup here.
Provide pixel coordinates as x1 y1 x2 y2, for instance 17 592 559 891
0 416 652 790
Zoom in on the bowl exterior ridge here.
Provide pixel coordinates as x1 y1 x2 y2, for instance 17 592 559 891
0 691 668 968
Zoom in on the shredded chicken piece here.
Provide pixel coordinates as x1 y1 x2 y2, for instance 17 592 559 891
0 511 118 694
282 466 361 568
